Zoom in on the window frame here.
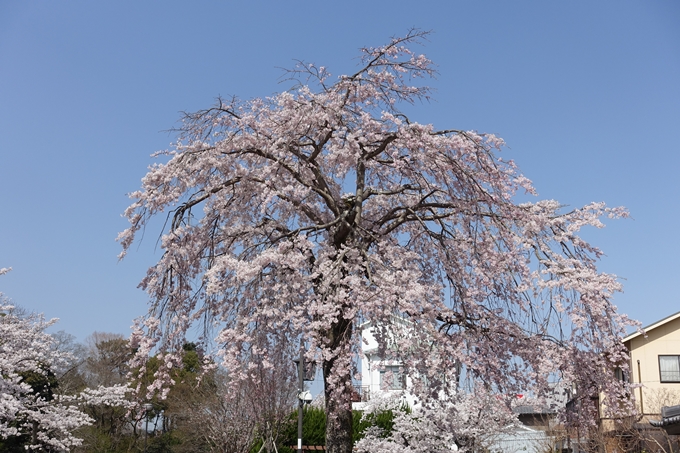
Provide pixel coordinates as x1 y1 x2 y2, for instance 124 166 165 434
659 355 680 383
614 366 627 382
380 365 406 390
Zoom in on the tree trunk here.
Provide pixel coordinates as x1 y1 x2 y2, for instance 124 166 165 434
323 319 354 453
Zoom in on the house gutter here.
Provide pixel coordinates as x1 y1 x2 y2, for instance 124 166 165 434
637 359 644 415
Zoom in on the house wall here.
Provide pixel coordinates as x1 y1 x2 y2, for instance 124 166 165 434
359 324 380 398
626 315 680 417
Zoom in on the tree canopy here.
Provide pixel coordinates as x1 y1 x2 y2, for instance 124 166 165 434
0 268 91 451
120 30 635 453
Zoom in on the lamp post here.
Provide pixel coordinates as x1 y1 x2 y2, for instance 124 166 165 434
143 403 153 453
297 346 304 453
294 341 314 453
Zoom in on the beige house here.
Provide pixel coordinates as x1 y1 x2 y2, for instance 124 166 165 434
624 311 680 419
595 312 680 452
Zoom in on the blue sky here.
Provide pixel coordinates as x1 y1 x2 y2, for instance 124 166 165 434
0 1 678 343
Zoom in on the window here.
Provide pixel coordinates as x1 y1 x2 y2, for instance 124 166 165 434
659 356 680 383
614 367 627 382
380 365 406 390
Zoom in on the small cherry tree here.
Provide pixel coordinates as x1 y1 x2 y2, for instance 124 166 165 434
120 31 635 453
0 269 133 452
0 268 91 451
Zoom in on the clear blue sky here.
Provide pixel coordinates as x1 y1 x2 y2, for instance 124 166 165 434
1 1 678 342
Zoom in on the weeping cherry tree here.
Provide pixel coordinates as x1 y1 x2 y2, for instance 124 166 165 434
119 31 635 453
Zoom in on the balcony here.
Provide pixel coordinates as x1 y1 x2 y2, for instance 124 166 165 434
352 385 371 402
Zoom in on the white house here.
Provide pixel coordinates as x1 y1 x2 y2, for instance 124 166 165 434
352 319 419 410
352 319 567 453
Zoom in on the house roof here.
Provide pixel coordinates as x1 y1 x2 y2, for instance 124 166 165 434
622 310 680 343
514 404 557 415
649 405 680 435
513 385 569 415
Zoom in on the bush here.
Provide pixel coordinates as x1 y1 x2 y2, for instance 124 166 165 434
276 404 408 451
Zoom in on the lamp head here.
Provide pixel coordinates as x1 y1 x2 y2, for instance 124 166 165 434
298 390 313 404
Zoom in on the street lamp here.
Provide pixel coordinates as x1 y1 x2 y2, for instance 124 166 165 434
293 342 315 453
143 403 153 453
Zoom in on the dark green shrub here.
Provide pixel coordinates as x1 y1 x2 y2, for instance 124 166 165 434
277 403 409 451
